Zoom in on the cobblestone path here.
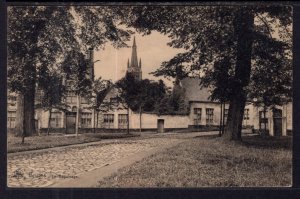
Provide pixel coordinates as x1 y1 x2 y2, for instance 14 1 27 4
7 137 183 188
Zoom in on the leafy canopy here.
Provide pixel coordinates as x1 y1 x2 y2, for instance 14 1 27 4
120 6 292 107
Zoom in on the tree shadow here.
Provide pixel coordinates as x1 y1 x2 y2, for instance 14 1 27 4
241 135 292 150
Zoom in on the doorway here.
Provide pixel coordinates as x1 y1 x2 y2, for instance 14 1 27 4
273 109 282 136
66 112 76 134
157 119 164 133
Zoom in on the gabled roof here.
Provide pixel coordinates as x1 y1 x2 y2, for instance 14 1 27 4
180 77 214 102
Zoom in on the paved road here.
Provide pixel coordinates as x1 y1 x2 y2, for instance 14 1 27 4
7 131 217 188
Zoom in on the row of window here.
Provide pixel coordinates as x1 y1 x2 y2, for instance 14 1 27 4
193 108 214 125
259 110 269 130
7 111 93 129
50 112 93 128
7 108 261 129
7 111 16 128
36 90 90 104
7 111 127 129
103 114 128 129
193 108 250 125
65 92 89 104
50 112 62 128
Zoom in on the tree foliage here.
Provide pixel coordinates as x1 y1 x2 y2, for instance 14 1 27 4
36 69 68 135
37 68 68 111
119 5 292 140
7 6 132 139
115 73 141 111
116 73 186 115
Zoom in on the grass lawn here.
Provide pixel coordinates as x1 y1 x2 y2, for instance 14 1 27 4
7 132 139 153
97 135 292 187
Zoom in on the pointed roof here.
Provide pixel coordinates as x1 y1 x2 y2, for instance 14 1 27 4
133 36 137 47
139 58 141 68
130 36 138 68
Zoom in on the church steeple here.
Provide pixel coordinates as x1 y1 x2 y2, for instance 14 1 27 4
133 36 137 47
130 36 139 69
127 36 142 81
139 58 142 68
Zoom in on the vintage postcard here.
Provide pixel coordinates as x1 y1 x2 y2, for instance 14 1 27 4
6 4 292 188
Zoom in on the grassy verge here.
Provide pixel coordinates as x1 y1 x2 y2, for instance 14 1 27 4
97 136 292 187
7 132 139 153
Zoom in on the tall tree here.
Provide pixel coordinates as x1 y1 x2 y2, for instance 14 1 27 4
116 73 169 132
8 7 51 139
115 73 141 134
84 77 113 132
121 5 292 141
36 69 68 135
8 6 132 141
117 74 168 113
169 79 187 114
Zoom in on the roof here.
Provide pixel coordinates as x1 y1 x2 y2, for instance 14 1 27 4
180 77 214 102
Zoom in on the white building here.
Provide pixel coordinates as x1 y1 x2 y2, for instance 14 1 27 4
7 38 293 136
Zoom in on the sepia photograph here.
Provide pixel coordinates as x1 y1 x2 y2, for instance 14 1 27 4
6 4 293 188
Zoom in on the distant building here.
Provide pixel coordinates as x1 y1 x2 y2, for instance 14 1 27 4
7 91 17 129
78 37 190 132
34 48 96 134
127 36 142 81
7 37 293 136
251 102 292 136
181 77 234 128
182 77 292 136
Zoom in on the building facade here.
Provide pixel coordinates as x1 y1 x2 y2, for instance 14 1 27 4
7 91 17 129
7 37 293 136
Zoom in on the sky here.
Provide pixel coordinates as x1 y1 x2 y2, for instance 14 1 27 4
93 31 184 87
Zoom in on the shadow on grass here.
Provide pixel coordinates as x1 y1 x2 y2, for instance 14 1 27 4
195 134 292 150
86 133 140 139
241 135 292 150
194 134 220 139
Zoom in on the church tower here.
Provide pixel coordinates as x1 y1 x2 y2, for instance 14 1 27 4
127 36 142 81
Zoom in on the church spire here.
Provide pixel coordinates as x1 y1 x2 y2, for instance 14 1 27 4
130 36 138 68
139 58 142 68
133 36 137 47
127 36 142 81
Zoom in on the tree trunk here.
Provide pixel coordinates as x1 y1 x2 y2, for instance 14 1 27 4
222 102 226 135
47 108 52 135
127 106 130 134
22 95 26 144
263 106 267 132
219 102 223 137
224 96 246 141
96 110 99 129
15 94 24 137
24 90 36 136
15 89 36 138
76 95 80 137
139 105 142 133
93 108 96 133
223 9 254 141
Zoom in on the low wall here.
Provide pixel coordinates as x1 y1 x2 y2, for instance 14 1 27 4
38 127 190 134
188 125 220 132
130 113 189 129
